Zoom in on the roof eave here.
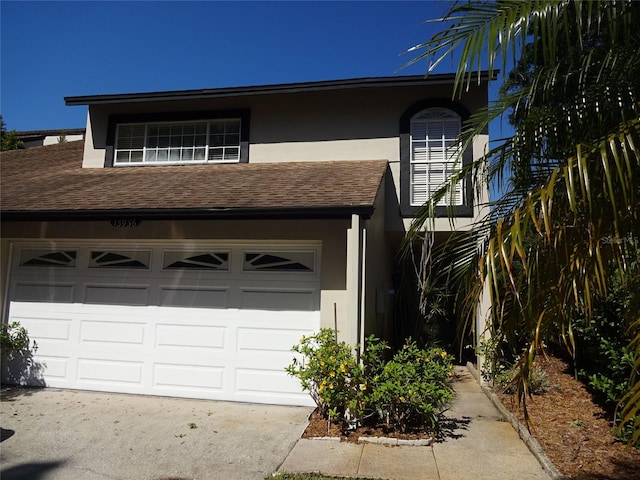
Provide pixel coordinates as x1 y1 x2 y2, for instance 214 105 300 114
0 205 375 222
65 72 497 106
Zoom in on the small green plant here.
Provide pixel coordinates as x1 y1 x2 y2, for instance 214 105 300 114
188 422 197 429
286 329 366 425
1 321 30 354
570 419 585 428
495 364 554 395
476 335 516 386
369 341 454 433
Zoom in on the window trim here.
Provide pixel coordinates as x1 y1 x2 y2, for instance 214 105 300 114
399 99 473 218
105 109 250 167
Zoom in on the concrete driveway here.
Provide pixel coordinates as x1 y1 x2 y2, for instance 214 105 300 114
0 386 312 480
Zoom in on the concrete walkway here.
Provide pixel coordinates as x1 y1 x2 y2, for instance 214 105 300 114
279 366 552 480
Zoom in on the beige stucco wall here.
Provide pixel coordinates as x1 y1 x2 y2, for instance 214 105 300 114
79 82 490 235
362 175 395 343
0 218 356 336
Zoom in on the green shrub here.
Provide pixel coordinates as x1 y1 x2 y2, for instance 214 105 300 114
573 315 638 446
368 340 454 433
571 260 639 447
0 321 30 353
286 331 456 434
286 329 383 423
494 364 554 395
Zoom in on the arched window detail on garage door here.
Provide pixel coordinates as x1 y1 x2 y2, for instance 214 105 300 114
19 249 77 267
163 251 230 270
243 252 314 272
89 250 151 269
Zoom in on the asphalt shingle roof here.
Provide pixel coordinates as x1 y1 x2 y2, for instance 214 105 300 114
1 141 387 219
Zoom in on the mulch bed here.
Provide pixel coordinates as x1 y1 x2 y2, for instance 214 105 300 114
498 355 640 480
302 408 431 443
301 356 640 479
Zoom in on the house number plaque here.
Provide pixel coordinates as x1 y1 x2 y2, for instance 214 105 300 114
110 219 141 228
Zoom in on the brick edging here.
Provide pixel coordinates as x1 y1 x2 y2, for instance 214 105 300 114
358 436 434 446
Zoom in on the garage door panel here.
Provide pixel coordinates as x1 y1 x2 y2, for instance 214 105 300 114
12 316 73 341
80 320 146 345
239 288 317 311
84 285 150 306
154 307 241 324
237 327 311 353
153 363 225 391
235 368 309 399
30 355 70 380
77 358 144 385
12 283 75 303
155 324 226 350
232 310 319 328
159 287 230 308
159 287 229 308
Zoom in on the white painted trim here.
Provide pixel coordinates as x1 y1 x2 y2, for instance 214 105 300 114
359 227 367 360
1 242 16 323
345 214 363 346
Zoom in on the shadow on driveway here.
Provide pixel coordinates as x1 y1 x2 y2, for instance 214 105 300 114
1 427 15 442
1 461 66 480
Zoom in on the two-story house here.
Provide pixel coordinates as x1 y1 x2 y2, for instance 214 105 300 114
0 74 491 406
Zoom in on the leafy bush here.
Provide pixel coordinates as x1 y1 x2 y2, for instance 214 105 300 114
573 311 638 446
286 330 455 434
571 261 640 447
286 329 384 423
574 315 634 406
0 321 30 353
369 340 454 433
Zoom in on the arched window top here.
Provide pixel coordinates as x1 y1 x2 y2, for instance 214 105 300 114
411 108 461 122
410 108 462 145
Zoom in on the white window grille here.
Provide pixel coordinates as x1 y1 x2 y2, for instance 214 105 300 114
243 251 315 272
410 109 463 206
114 119 241 166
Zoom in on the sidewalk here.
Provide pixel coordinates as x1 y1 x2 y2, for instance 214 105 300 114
278 366 552 480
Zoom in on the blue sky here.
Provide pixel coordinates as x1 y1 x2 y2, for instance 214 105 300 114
0 0 474 131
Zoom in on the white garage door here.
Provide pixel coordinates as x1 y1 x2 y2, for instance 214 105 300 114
4 241 320 406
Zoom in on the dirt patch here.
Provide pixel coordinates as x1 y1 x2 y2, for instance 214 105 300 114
498 355 640 480
302 408 433 443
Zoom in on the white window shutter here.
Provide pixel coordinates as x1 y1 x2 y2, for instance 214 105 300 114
409 109 464 207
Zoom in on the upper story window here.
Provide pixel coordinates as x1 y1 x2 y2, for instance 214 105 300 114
115 119 241 166
105 110 250 167
410 109 462 207
399 99 472 217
